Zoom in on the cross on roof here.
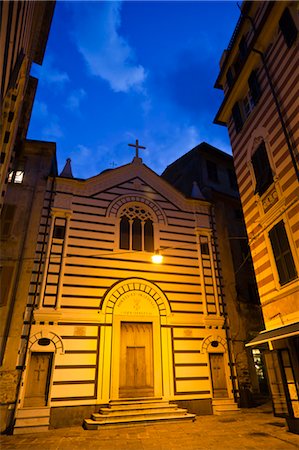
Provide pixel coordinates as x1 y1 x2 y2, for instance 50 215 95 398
128 139 146 158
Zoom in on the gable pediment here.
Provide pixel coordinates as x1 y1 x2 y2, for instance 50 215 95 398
55 159 210 215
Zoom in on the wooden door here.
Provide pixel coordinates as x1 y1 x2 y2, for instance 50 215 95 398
24 352 52 407
119 322 153 398
210 353 228 398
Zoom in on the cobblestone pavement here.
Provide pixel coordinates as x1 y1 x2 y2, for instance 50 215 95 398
1 403 299 450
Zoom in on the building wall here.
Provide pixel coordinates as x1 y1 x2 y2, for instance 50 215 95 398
0 1 55 210
0 140 57 432
162 142 264 403
14 156 238 427
214 0 299 433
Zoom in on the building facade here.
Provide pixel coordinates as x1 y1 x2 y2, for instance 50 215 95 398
0 0 55 210
10 150 242 433
214 1 299 433
0 140 57 433
162 142 265 405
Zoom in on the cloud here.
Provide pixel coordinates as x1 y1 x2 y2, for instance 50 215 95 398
65 88 86 112
71 1 146 93
42 119 64 140
32 54 70 88
33 100 49 117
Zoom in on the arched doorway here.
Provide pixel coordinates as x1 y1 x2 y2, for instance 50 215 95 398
101 278 171 400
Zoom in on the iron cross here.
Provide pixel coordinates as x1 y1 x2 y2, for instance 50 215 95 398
128 139 146 158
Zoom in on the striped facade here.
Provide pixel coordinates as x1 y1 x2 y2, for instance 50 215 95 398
215 1 299 433
14 155 238 429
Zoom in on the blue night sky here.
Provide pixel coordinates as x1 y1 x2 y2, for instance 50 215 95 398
28 1 240 178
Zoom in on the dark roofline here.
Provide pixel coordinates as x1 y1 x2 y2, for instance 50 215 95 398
162 142 233 175
214 1 253 89
214 1 274 124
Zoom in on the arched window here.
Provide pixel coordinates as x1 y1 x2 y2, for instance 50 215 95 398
119 216 130 249
119 204 154 252
144 219 154 252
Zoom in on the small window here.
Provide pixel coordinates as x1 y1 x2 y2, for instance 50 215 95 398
248 70 261 105
239 36 248 61
53 224 66 240
201 242 209 255
206 160 218 183
269 221 297 286
8 170 24 184
226 67 234 88
4 132 10 144
279 8 297 49
242 92 255 119
251 142 273 195
200 236 209 255
232 102 243 133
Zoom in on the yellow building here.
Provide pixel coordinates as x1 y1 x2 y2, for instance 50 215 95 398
12 146 241 433
214 1 299 434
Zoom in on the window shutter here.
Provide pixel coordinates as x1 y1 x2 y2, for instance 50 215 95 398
232 102 243 133
269 221 297 285
248 70 261 105
252 142 273 195
279 8 297 49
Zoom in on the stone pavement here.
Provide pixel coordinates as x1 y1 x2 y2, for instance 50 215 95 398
1 403 299 450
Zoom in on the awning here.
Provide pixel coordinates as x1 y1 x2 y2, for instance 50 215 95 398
246 321 299 347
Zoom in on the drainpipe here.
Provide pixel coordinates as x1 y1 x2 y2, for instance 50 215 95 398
9 175 56 433
239 6 299 181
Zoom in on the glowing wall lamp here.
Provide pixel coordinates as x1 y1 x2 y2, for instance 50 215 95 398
151 250 164 264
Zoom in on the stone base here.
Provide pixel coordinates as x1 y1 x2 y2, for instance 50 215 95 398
174 399 212 415
50 405 102 428
0 405 15 434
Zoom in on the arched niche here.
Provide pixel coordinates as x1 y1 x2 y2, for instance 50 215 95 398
101 278 171 325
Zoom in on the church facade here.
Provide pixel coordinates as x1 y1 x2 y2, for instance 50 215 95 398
13 151 239 432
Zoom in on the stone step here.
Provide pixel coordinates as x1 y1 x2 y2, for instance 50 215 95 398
14 416 50 427
109 397 164 405
92 408 188 421
101 402 177 412
13 425 50 435
15 407 50 419
83 413 196 430
13 407 50 434
212 399 240 415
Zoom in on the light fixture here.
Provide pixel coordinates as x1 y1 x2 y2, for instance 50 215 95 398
151 250 163 264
